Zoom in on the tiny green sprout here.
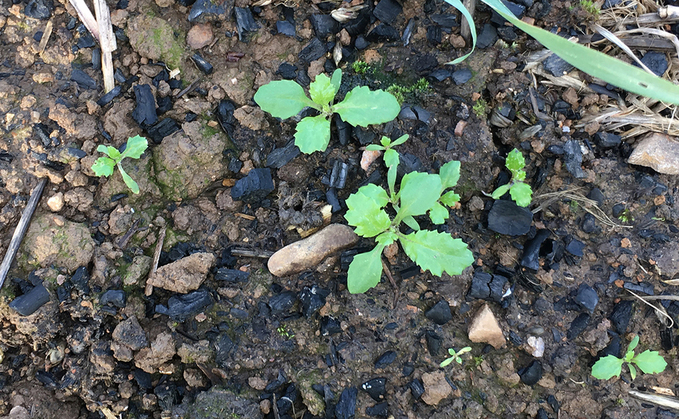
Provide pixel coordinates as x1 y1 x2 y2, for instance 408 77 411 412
472 99 487 117
440 347 472 368
345 134 474 293
91 135 148 194
352 60 370 75
254 69 400 154
491 148 533 207
591 335 667 380
618 209 634 223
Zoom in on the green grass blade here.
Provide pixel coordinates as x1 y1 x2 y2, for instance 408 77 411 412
444 0 477 64
482 0 679 105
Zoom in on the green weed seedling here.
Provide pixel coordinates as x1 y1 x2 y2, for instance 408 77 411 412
440 347 472 368
91 135 148 194
491 148 532 207
344 134 474 294
254 69 400 154
591 335 667 380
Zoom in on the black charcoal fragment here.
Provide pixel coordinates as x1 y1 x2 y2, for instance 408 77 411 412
488 200 532 236
452 68 472 85
544 54 574 76
299 285 329 318
132 84 157 126
320 316 342 336
409 379 425 399
366 402 389 418
467 271 507 303
24 0 54 19
277 20 296 37
266 140 300 169
269 291 297 314
609 300 633 334
71 68 96 89
216 99 236 136
573 283 598 312
147 118 179 144
97 85 122 106
276 62 298 79
231 168 275 203
520 229 550 271
189 0 229 22
336 387 358 419
366 24 400 42
425 300 452 325
100 289 126 308
373 0 402 24
518 360 542 385
361 377 387 402
594 131 621 148
374 351 396 369
639 51 668 77
71 266 90 294
191 53 214 74
299 38 327 62
476 23 497 49
234 7 259 41
567 313 590 339
310 14 339 38
156 96 172 115
563 139 585 178
155 289 213 321
9 283 50 316
214 268 249 282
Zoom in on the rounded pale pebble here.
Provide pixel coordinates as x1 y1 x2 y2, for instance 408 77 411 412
268 224 359 277
187 24 214 50
47 192 64 212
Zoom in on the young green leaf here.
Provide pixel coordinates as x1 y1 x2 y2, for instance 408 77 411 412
627 335 640 354
295 115 331 154
383 149 399 169
509 182 533 207
98 144 121 160
91 157 115 177
591 355 625 380
629 363 637 381
505 149 525 174
440 357 455 368
399 230 474 276
429 202 449 224
439 160 461 189
330 69 342 96
118 166 140 194
345 184 391 237
439 191 460 207
632 350 667 374
390 134 409 147
491 184 511 200
397 172 442 219
121 135 148 159
366 144 385 151
309 73 338 106
333 86 401 127
254 80 316 119
347 244 386 294
401 216 420 231
380 136 391 148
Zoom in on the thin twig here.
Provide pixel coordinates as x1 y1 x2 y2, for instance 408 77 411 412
0 178 47 289
145 226 165 296
626 289 674 329
381 259 399 309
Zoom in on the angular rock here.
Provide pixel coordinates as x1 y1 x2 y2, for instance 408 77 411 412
20 214 95 273
25 0 54 19
628 133 679 175
425 300 453 325
126 15 185 69
231 168 274 203
655 242 679 279
112 316 148 351
564 139 585 178
421 370 451 406
153 121 228 200
268 224 359 277
100 289 126 308
134 332 176 373
147 252 215 293
187 24 214 49
468 303 506 348
487 200 532 236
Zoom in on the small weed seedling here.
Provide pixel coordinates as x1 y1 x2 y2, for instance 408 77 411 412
344 134 474 293
440 347 472 368
254 69 400 154
91 135 148 194
491 148 532 207
472 99 487 117
591 335 667 380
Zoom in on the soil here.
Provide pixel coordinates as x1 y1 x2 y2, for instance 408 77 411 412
0 0 678 418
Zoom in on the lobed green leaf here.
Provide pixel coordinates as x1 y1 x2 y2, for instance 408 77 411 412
384 149 399 169
345 184 391 237
334 86 401 127
397 172 442 220
295 115 331 154
440 191 460 207
509 182 533 207
399 230 474 276
254 80 315 119
91 157 115 177
310 73 339 106
347 245 385 294
121 135 148 159
632 350 667 375
591 355 624 380
97 145 121 160
429 202 449 224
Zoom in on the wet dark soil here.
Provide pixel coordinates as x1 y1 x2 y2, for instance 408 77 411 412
1 0 679 418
